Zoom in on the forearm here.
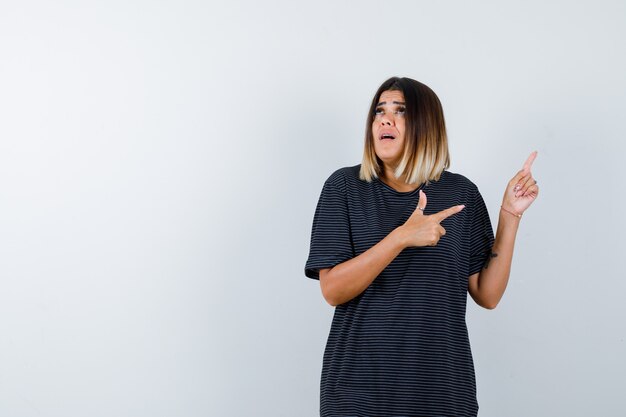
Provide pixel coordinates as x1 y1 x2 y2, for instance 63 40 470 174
473 210 521 308
322 228 406 306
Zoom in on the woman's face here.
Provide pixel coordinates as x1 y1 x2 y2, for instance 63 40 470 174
372 90 406 169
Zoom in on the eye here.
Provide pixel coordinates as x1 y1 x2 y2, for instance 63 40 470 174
395 107 406 115
374 108 383 115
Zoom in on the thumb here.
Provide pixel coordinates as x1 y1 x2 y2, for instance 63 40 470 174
511 168 528 185
414 189 427 215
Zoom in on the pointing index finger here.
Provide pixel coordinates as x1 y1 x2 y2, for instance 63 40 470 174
432 204 465 222
522 150 538 173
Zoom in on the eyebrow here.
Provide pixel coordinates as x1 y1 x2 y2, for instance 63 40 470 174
376 101 406 106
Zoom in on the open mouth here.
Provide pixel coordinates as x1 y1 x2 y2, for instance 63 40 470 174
380 133 396 140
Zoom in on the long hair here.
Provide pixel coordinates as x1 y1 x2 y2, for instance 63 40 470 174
360 77 450 186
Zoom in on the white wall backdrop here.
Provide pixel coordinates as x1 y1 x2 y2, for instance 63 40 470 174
1 1 624 416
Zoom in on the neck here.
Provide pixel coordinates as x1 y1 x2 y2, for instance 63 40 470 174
379 162 424 193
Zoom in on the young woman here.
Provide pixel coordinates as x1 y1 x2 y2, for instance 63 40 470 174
304 76 538 416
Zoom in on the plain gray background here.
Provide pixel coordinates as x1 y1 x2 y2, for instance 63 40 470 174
1 1 624 416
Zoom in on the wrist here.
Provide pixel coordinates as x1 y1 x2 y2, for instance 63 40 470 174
500 204 522 219
391 226 408 250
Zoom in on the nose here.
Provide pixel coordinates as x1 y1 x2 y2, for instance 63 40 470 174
380 114 394 126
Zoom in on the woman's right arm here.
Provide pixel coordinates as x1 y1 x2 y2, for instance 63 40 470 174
319 227 407 306
319 190 465 306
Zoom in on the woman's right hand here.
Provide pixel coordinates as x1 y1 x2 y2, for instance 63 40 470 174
397 190 465 248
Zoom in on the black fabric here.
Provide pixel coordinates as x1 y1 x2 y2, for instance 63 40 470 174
305 164 495 417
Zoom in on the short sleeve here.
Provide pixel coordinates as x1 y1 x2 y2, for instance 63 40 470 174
468 186 495 276
304 176 355 280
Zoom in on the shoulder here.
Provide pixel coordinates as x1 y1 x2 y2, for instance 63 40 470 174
323 164 361 191
438 169 480 194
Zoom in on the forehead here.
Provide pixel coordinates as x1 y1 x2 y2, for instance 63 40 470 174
377 90 405 105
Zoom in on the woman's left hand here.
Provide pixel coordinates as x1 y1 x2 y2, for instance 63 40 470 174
502 151 539 216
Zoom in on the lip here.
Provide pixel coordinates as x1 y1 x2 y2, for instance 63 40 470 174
378 129 397 140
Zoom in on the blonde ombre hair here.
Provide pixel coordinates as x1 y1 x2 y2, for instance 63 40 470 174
360 77 450 186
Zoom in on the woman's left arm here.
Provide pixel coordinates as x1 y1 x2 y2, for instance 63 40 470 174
468 151 539 309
